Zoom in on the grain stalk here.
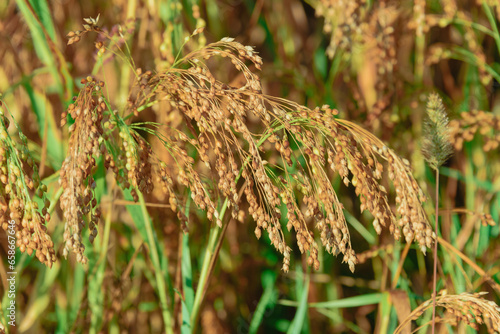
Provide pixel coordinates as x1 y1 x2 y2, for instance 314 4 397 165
190 131 276 330
138 190 174 334
421 93 452 334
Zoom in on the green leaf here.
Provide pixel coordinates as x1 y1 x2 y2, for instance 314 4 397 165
16 0 72 98
22 85 64 169
377 292 391 334
69 265 86 329
29 0 56 40
279 292 384 309
344 211 376 245
181 298 192 334
249 271 278 334
314 48 328 81
182 233 194 313
123 189 175 330
287 274 310 334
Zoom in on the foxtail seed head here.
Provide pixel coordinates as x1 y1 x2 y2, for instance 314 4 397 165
422 93 453 170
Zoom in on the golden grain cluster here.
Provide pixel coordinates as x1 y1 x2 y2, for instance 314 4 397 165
0 108 56 267
56 18 436 273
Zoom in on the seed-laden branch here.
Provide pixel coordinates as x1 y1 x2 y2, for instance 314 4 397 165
2 16 439 330
0 15 440 333
66 21 440 331
0 102 56 267
1 16 436 278
395 292 500 333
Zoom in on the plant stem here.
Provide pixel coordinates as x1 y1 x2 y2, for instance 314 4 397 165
99 196 112 264
189 128 282 331
138 191 174 334
89 194 113 332
431 169 439 334
190 197 230 333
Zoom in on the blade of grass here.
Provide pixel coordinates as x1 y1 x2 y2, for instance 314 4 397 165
15 0 72 99
180 298 192 334
278 292 384 309
181 232 194 333
88 188 113 333
190 196 229 332
68 263 85 332
437 236 500 295
249 271 278 334
344 211 376 245
376 291 391 334
18 262 60 331
287 273 310 334
54 298 68 333
482 3 500 56
439 166 496 193
21 87 64 169
124 189 174 334
450 46 500 83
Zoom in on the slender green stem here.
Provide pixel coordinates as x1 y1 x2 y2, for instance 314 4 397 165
190 197 229 333
138 191 174 334
89 196 113 333
431 169 439 334
189 128 281 331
